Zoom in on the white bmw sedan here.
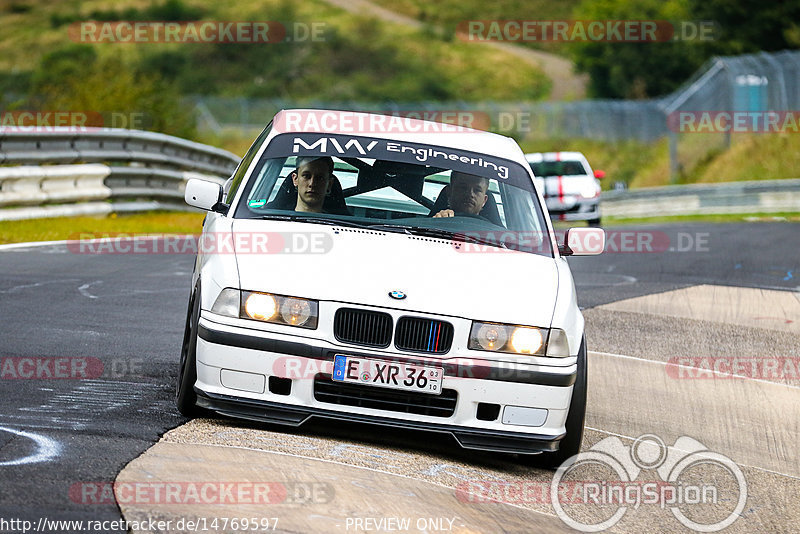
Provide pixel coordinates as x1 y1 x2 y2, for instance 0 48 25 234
525 151 604 227
177 110 604 467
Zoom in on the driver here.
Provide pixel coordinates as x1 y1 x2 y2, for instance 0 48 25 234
292 156 335 213
433 171 489 218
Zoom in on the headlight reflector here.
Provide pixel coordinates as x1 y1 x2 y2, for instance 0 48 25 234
280 297 312 326
475 323 508 351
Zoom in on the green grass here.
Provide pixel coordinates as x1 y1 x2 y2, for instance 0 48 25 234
519 132 800 190
0 0 550 102
0 211 205 245
368 0 581 54
600 212 800 226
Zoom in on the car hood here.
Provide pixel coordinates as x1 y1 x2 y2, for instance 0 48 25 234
231 220 559 327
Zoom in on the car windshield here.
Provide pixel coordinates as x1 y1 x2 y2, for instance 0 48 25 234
530 160 588 177
232 133 553 256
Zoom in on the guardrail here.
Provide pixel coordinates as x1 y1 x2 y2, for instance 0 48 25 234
0 128 240 221
1 128 797 221
601 179 800 218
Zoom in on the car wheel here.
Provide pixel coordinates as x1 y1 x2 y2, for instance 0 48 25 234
522 335 587 469
587 218 601 227
176 282 203 417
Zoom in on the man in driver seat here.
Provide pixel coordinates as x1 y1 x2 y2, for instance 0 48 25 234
434 171 489 218
293 156 335 213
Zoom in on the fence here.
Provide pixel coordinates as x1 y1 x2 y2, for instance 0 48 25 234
0 128 240 221
189 49 800 184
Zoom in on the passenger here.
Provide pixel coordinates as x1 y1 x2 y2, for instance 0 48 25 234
292 156 335 213
433 171 490 218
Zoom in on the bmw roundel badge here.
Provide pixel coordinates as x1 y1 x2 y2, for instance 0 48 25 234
388 290 406 300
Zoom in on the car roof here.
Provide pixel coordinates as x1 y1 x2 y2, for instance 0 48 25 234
270 109 529 167
524 151 587 163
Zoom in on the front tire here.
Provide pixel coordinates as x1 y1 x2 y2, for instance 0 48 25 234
176 282 203 417
522 336 587 469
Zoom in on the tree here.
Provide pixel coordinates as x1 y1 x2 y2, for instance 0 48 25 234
689 0 800 55
31 45 195 138
569 0 705 98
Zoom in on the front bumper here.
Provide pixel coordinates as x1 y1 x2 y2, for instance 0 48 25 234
194 316 578 455
547 197 601 222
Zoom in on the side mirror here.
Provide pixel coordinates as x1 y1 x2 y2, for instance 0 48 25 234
185 178 227 213
594 169 606 179
559 227 605 256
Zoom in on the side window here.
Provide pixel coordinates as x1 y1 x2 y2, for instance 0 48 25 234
225 124 272 204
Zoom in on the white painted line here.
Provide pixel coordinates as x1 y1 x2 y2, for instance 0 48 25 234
0 279 80 294
0 234 198 252
0 426 61 466
0 240 72 251
78 281 102 299
590 350 800 391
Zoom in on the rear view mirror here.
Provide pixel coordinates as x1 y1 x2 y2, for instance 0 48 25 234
559 227 605 256
185 178 226 213
594 169 606 179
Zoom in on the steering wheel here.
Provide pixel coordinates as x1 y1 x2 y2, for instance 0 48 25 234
453 210 491 222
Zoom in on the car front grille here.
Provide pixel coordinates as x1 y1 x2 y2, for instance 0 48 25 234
395 317 453 354
333 308 393 348
313 374 457 418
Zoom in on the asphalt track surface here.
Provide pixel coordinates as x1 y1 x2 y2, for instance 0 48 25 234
0 222 797 533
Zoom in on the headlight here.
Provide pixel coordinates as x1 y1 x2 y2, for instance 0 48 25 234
581 185 600 199
469 321 546 356
242 291 318 328
244 292 278 321
210 289 318 329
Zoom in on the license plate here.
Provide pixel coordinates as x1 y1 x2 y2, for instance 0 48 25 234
332 354 443 395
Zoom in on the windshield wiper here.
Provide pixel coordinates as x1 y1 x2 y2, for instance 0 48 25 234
376 225 509 249
367 223 414 235
256 214 373 230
